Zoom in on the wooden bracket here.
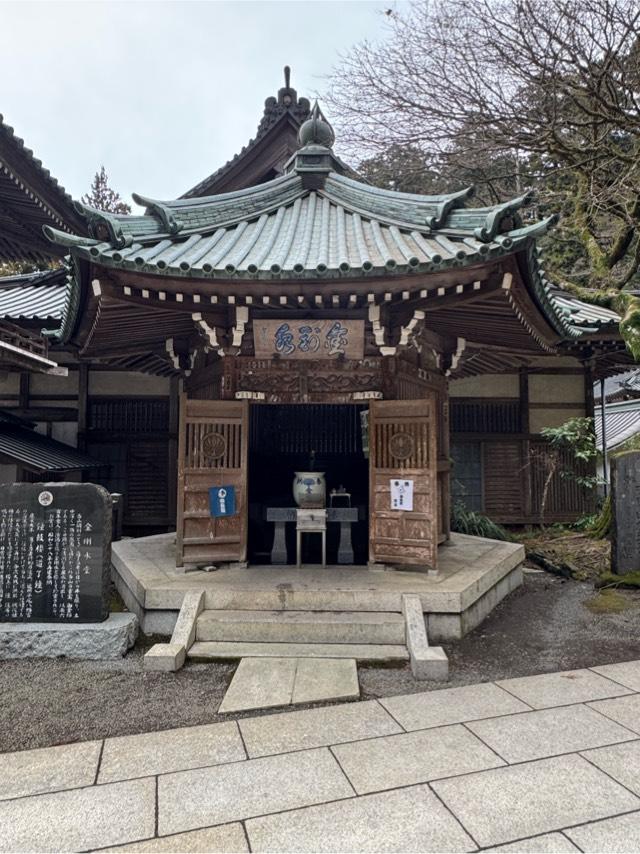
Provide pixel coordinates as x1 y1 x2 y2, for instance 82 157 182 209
192 312 223 354
166 338 180 372
231 306 249 351
165 338 194 376
370 303 426 356
398 310 426 350
445 337 466 376
368 304 396 356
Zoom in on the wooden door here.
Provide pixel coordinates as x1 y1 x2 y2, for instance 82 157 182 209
176 396 248 567
369 398 438 570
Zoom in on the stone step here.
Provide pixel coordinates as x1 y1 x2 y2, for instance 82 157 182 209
200 587 413 613
188 640 409 663
196 610 406 645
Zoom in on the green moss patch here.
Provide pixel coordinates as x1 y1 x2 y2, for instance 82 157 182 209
584 589 635 614
597 571 640 589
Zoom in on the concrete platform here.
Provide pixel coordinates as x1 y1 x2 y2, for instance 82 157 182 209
112 532 524 642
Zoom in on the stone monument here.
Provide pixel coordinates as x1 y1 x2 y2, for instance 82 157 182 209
0 483 112 622
611 450 640 575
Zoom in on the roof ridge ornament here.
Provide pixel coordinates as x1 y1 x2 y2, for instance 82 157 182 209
132 194 184 235
71 201 131 249
432 186 475 229
297 102 336 149
287 102 341 189
473 189 536 242
257 66 311 137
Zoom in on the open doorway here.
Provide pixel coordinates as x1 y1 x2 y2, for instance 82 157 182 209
248 403 369 564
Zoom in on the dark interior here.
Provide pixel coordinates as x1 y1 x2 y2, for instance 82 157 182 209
248 403 369 565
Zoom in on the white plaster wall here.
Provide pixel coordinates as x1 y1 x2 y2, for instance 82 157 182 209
529 374 585 404
89 371 170 396
0 464 17 484
30 371 79 395
527 356 583 368
51 422 79 447
450 374 519 398
530 406 586 433
0 372 19 396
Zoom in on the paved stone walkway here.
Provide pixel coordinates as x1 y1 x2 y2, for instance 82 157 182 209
218 657 359 713
4 660 640 851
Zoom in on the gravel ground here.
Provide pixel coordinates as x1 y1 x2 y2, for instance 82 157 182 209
2 569 640 753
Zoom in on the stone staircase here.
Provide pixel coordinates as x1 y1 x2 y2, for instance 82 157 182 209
145 589 447 679
188 609 410 663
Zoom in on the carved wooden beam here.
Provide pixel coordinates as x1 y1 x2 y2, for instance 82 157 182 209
230 306 249 353
165 338 195 375
368 303 396 357
192 312 224 354
444 337 467 376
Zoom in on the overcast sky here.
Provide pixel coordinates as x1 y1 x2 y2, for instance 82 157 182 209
0 1 393 205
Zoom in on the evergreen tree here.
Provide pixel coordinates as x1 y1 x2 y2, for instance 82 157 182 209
82 166 131 215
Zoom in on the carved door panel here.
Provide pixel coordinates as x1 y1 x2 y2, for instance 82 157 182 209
369 398 438 570
176 396 248 567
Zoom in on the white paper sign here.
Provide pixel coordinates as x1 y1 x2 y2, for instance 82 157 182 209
390 479 414 511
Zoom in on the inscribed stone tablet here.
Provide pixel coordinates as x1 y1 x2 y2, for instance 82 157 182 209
0 483 112 622
611 451 640 575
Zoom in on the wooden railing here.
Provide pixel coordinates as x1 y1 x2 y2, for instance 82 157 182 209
0 320 48 358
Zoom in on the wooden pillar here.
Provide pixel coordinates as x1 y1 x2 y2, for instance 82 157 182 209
167 376 180 528
583 360 595 419
19 372 30 410
77 364 88 451
439 386 451 542
583 356 597 512
519 367 532 520
519 367 530 433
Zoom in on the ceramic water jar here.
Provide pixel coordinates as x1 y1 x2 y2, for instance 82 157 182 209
293 472 326 508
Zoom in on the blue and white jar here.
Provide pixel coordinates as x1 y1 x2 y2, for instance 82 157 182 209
293 472 326 509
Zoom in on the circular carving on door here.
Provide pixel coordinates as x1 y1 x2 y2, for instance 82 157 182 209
389 431 415 461
201 431 226 461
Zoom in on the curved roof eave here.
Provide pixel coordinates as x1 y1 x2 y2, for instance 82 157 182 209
519 244 622 341
43 169 558 282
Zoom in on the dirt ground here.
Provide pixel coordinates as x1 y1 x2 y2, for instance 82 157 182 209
2 569 640 753
519 528 611 581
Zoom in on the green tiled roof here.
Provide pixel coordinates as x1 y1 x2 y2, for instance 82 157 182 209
0 269 68 321
44 168 557 281
39 116 622 347
523 244 620 340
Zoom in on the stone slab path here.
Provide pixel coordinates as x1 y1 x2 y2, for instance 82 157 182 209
217 656 359 713
4 660 640 851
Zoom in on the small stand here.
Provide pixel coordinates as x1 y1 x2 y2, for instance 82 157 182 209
296 509 327 567
266 507 357 564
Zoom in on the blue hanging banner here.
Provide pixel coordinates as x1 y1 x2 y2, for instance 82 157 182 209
209 485 236 517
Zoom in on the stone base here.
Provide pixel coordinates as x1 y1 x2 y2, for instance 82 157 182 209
112 532 524 644
113 569 178 636
426 564 524 642
0 612 138 659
